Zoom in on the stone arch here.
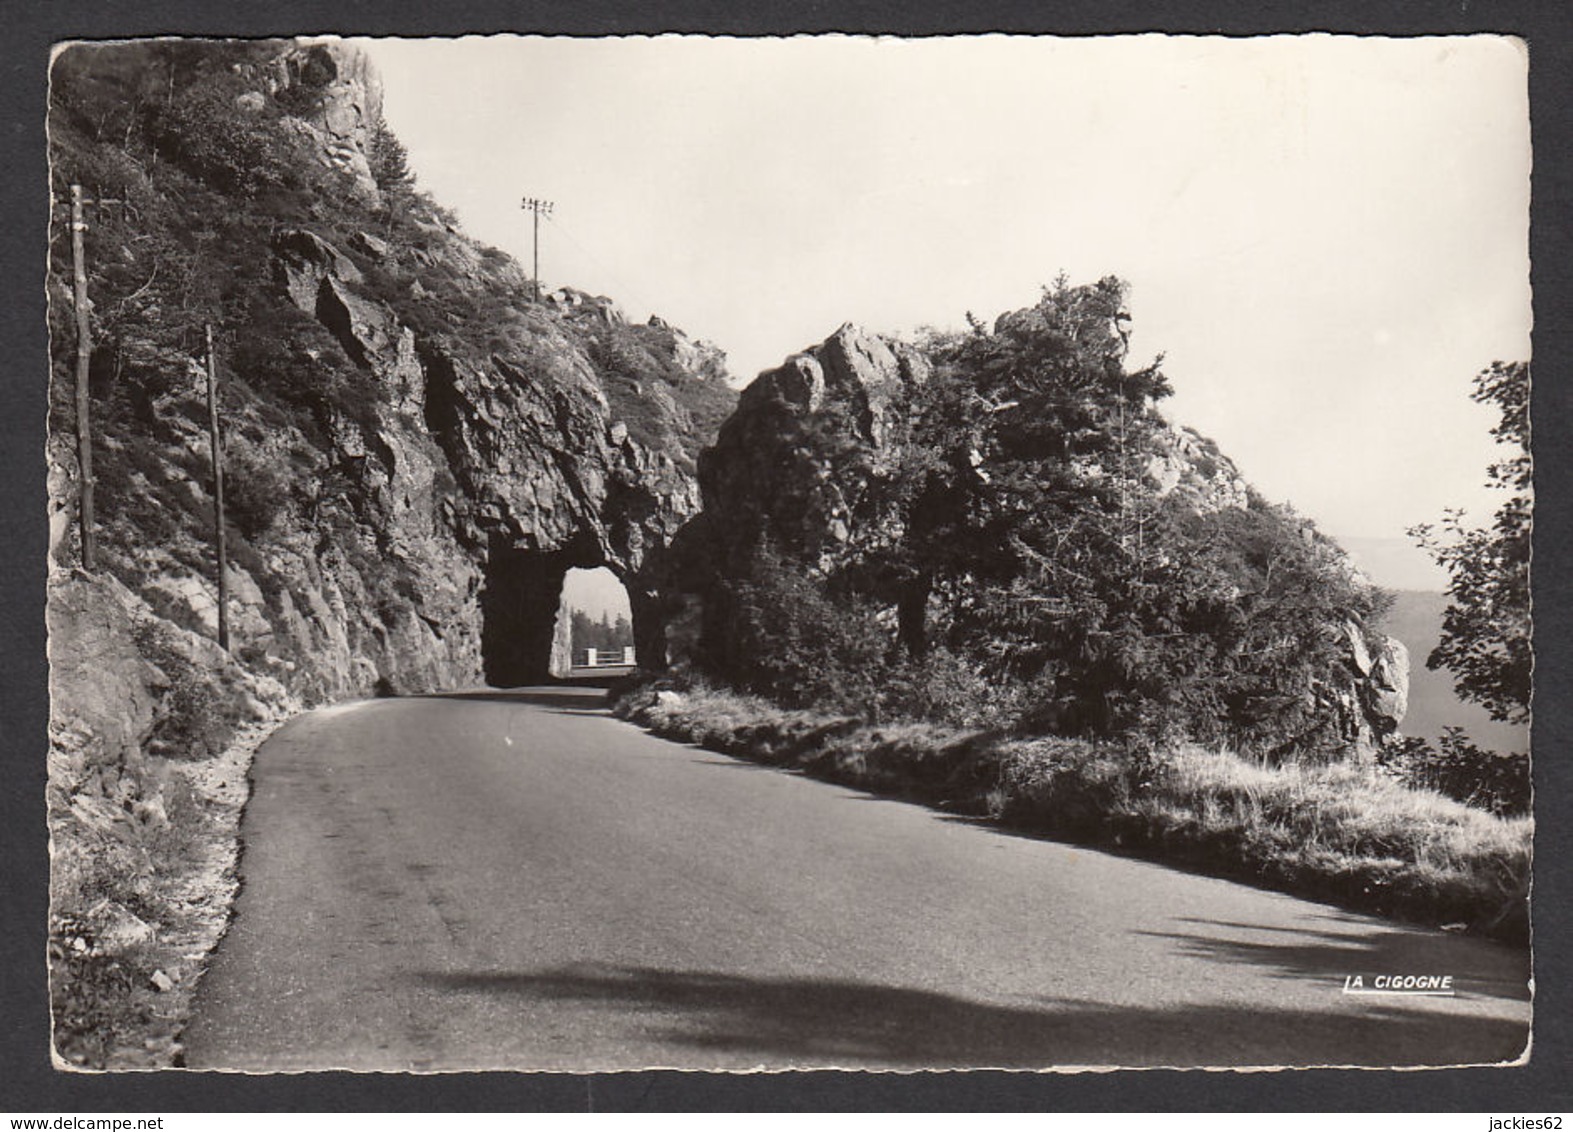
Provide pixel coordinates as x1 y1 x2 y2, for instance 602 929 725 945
478 531 670 686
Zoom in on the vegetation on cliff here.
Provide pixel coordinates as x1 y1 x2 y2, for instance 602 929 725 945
686 278 1392 759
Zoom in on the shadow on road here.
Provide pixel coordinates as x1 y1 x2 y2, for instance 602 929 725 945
687 756 784 773
1139 917 1531 1003
414 962 1528 1068
419 687 611 711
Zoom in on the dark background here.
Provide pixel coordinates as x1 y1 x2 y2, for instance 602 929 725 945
4 0 1569 1112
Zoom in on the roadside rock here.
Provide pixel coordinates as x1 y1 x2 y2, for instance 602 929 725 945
47 575 158 768
87 900 158 956
275 229 363 313
1365 637 1411 736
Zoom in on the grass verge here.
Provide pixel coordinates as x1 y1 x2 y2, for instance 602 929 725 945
613 679 1531 944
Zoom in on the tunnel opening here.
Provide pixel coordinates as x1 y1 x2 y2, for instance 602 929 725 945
479 536 670 686
561 567 636 671
479 537 582 687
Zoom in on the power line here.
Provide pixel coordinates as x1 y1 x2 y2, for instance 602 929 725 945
543 212 662 321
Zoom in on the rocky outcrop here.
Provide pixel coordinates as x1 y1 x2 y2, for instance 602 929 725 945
674 306 1408 753
205 218 711 692
264 41 383 196
1347 623 1411 738
694 324 930 572
1145 424 1252 512
48 576 161 769
275 229 365 315
547 287 626 327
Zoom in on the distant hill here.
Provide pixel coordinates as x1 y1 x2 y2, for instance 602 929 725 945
1382 590 1528 754
1337 535 1449 592
1334 537 1526 753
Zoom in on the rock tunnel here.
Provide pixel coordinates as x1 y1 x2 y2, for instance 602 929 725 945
478 533 668 687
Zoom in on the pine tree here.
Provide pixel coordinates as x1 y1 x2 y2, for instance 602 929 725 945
368 114 412 192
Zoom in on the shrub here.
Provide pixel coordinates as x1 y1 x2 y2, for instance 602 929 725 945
713 542 891 714
133 621 244 760
223 446 293 541
49 933 152 1068
1379 729 1531 817
151 665 234 761
143 68 310 202
877 647 1025 729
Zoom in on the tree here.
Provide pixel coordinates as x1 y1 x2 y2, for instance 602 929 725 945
889 277 1185 732
693 276 1387 751
569 608 633 655
881 278 1166 654
368 114 412 192
1411 360 1531 724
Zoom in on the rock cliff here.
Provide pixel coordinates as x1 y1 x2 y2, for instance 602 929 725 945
47 38 733 716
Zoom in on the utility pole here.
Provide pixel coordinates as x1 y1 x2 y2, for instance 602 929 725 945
205 324 230 652
521 196 554 302
60 184 126 572
69 184 97 572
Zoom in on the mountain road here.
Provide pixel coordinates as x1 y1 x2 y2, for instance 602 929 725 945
183 687 1531 1071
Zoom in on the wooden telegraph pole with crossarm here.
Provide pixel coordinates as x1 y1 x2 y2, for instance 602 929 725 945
522 196 554 303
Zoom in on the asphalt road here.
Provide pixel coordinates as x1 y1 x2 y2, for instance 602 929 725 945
183 687 1531 1071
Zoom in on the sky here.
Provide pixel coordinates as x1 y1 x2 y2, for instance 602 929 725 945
562 567 632 622
360 34 1530 589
